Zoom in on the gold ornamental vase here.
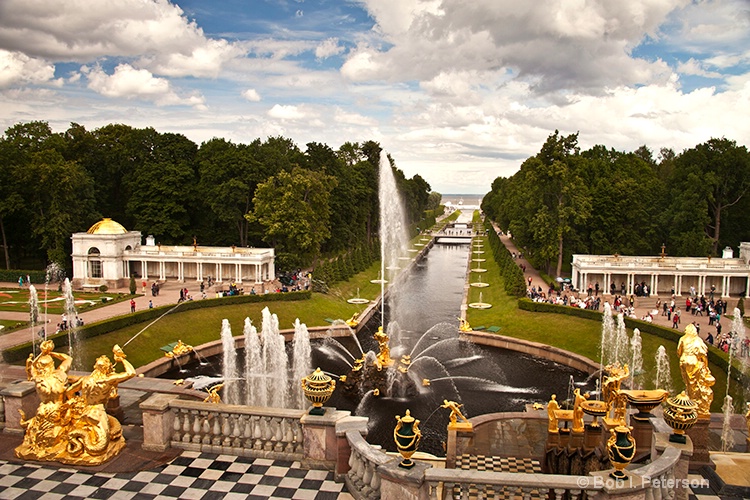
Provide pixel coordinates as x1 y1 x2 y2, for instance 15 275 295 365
301 368 336 415
607 425 636 480
394 409 422 469
663 391 698 443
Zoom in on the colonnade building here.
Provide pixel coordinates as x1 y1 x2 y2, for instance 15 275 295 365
71 218 275 290
571 243 750 298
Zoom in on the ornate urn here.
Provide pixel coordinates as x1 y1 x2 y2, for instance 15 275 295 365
620 389 669 421
663 391 698 443
394 409 422 468
301 368 336 415
607 425 636 480
580 399 608 427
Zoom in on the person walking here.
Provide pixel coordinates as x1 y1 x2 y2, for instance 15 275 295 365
130 298 136 313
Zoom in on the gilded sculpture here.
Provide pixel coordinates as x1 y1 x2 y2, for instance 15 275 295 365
16 343 136 466
374 326 393 368
677 323 714 417
441 399 472 430
602 364 629 424
572 388 589 433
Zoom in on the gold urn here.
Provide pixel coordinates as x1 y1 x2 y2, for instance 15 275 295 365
301 368 336 415
663 391 698 443
620 389 669 421
394 409 422 469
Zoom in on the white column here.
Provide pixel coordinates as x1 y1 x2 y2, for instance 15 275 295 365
218 263 223 281
723 275 729 298
745 276 750 298
160 261 165 281
673 275 678 295
677 275 683 296
654 274 659 295
256 264 261 284
236 263 241 283
572 267 579 291
142 260 148 280
197 262 202 282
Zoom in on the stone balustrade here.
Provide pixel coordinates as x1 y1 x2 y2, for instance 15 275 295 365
169 399 305 460
345 429 394 500
425 468 600 499
140 394 352 468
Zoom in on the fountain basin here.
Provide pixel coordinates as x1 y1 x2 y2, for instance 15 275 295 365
620 389 668 420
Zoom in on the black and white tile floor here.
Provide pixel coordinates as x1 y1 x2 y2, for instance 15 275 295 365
0 451 353 500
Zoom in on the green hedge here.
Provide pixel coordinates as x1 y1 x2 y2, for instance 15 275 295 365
518 298 749 388
485 221 526 297
2 290 311 363
0 270 50 285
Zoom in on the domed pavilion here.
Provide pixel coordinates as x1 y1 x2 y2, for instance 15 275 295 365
71 218 275 290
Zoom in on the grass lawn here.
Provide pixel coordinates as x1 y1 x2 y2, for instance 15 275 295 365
0 287 131 316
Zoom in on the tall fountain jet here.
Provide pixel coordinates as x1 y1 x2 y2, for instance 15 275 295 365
378 156 410 329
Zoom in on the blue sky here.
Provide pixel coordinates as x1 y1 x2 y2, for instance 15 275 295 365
1 0 748 194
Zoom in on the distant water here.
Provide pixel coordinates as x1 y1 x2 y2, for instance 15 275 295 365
441 194 484 207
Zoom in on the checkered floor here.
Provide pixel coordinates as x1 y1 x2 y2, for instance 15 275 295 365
456 454 542 473
0 451 350 500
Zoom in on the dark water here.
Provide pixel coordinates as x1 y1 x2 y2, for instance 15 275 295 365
162 242 593 455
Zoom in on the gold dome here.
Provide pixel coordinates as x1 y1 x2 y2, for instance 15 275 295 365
87 218 128 235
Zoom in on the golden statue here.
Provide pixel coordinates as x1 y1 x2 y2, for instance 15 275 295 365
374 326 393 368
547 395 560 433
677 323 714 417
17 340 73 461
17 344 136 466
204 383 224 403
441 399 472 430
572 388 589 433
458 317 471 332
601 364 630 425
745 402 750 443
346 312 360 328
165 339 193 358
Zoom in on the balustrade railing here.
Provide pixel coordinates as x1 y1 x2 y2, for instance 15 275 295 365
425 468 600 500
345 429 393 500
169 400 304 460
632 446 680 500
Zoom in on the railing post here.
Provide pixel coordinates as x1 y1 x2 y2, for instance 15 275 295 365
0 380 38 434
300 408 351 469
140 393 179 451
588 470 647 500
379 460 432 500
651 432 693 500
334 415 369 481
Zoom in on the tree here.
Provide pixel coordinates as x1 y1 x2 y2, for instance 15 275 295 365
526 131 591 276
671 138 750 255
248 167 336 269
21 150 97 265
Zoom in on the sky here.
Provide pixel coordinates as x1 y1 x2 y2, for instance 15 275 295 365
0 0 748 195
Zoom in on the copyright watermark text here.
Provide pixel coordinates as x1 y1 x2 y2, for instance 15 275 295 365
577 475 709 490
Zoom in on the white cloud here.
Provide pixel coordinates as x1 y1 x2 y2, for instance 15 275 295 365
315 38 344 59
676 58 722 78
0 49 55 88
267 104 307 120
0 0 245 78
84 64 205 108
344 0 687 93
242 89 261 102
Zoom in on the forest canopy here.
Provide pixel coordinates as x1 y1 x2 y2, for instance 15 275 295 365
482 131 750 277
0 121 434 272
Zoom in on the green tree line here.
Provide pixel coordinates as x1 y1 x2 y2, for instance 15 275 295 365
482 131 750 277
0 121 435 272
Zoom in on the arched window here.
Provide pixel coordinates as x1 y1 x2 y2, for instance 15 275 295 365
88 247 102 278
